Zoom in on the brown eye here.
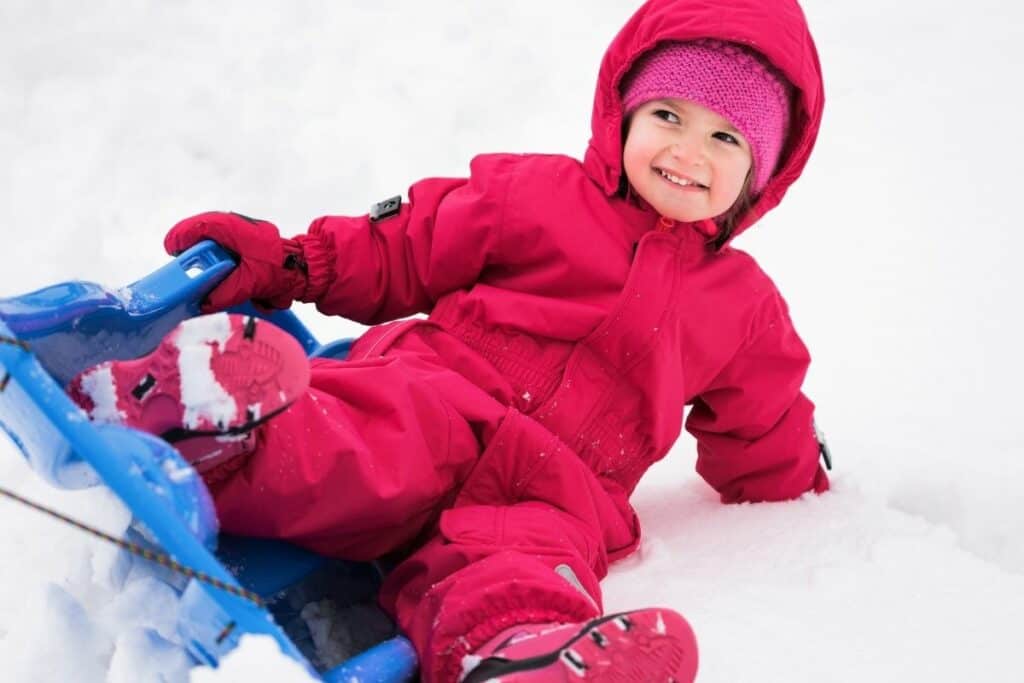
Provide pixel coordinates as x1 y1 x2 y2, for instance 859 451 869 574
713 131 740 145
653 109 680 124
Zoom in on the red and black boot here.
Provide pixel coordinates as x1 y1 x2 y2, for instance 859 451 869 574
461 608 698 682
68 313 309 476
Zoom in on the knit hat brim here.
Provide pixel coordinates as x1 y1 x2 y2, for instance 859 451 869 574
620 40 793 194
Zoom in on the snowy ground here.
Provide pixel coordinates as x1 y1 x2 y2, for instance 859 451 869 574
2 1 1023 681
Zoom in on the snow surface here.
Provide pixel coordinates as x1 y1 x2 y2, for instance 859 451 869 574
174 313 237 430
2 0 1024 681
78 365 126 423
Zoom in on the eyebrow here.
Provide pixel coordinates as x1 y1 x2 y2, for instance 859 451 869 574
651 98 741 134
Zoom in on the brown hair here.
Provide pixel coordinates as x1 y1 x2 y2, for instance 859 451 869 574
708 168 754 250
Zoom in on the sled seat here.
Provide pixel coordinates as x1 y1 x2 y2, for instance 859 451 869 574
0 241 416 682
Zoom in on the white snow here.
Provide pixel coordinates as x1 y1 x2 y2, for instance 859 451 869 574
459 653 484 681
175 313 238 430
162 458 196 485
2 1 1023 682
189 635 319 683
78 365 126 423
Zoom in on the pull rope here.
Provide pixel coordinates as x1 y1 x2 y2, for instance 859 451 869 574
0 335 30 351
0 334 31 392
2 332 259 645
0 485 264 607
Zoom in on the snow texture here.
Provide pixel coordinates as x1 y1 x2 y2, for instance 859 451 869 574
2 1 1024 681
78 365 125 423
175 313 237 430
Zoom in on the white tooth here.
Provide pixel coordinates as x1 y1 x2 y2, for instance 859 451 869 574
661 170 695 187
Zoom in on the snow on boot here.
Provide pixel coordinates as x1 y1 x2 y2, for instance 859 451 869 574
67 313 309 473
461 608 698 683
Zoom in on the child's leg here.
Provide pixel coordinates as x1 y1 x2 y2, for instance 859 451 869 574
206 343 510 561
69 315 511 561
378 409 691 682
385 507 603 682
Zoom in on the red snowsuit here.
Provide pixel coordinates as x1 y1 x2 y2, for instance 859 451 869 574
207 0 829 679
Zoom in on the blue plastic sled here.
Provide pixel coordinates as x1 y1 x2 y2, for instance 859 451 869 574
0 241 418 682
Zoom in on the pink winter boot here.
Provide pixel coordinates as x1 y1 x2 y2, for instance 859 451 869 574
461 608 698 682
67 313 310 475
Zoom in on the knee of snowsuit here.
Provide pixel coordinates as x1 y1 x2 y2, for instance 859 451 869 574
380 408 640 683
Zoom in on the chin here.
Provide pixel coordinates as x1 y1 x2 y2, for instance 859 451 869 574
648 198 709 223
659 207 706 223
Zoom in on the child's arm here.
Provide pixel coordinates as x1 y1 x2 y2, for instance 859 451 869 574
296 154 516 324
163 154 516 321
685 295 830 504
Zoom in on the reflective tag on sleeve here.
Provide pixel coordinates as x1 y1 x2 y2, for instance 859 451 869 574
369 195 402 222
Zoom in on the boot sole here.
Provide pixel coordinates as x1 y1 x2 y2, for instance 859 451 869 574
69 313 310 441
464 608 697 682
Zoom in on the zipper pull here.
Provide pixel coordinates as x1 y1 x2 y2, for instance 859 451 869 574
656 216 675 233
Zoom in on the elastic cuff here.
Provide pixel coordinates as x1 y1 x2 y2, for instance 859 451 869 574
291 225 335 303
439 604 593 683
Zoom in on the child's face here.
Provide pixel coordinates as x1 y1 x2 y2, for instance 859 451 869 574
622 98 753 222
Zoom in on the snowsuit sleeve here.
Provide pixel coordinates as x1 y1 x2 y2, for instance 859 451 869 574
296 154 515 324
685 294 830 503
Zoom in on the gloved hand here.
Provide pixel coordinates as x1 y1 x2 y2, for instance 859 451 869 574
165 211 309 312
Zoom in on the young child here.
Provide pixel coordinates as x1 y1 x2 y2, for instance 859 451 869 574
69 0 830 680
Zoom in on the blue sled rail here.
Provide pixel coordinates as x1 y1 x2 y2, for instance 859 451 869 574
0 241 416 683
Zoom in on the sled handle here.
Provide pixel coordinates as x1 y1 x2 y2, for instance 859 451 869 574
162 241 323 355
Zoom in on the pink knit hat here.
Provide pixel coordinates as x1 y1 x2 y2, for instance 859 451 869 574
620 39 793 194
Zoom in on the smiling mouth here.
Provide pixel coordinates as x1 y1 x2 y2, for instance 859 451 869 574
657 168 707 190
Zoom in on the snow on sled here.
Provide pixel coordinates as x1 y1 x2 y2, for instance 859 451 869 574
0 241 418 682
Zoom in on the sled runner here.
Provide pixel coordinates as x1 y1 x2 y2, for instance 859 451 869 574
0 241 417 682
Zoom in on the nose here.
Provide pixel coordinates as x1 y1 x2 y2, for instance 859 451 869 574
669 132 707 166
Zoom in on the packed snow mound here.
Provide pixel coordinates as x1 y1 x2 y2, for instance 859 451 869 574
190 635 318 683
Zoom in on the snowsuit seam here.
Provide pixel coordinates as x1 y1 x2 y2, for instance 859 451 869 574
689 306 794 445
511 434 568 504
439 393 458 480
533 237 682 482
496 159 512 266
356 319 419 360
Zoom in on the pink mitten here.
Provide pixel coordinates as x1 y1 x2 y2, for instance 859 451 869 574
165 211 308 312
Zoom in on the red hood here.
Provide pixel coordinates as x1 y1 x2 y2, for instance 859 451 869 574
583 0 825 239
